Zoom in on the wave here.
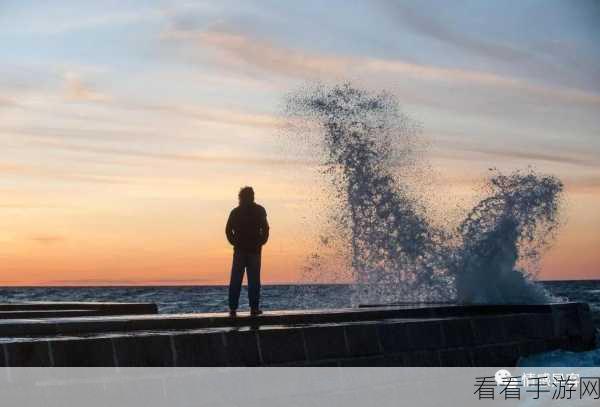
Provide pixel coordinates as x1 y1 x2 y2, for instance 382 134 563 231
286 82 564 305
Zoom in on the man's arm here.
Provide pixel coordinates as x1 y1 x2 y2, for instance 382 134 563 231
259 208 269 246
225 210 236 246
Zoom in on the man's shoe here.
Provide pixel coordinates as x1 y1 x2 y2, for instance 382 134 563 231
250 309 262 316
229 310 237 318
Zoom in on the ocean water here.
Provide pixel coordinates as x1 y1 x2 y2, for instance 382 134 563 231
0 284 355 314
0 280 597 316
517 280 600 366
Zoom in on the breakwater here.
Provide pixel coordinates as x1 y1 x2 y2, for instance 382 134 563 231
0 302 594 366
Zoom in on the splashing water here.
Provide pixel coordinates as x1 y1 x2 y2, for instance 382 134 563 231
286 83 564 305
286 83 451 304
452 169 563 303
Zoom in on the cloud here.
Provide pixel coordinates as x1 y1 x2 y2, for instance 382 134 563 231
164 29 348 79
4 8 163 35
0 204 58 209
375 1 530 62
476 149 600 168
0 95 16 107
367 58 600 106
139 102 284 129
0 161 133 184
64 72 111 103
166 28 600 107
565 176 600 193
0 163 26 174
30 235 66 245
374 1 600 93
26 139 316 167
432 141 600 169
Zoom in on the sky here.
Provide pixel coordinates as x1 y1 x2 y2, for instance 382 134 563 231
1 0 599 285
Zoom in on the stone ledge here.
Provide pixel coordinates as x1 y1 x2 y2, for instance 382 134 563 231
0 302 593 367
0 303 570 338
0 302 158 319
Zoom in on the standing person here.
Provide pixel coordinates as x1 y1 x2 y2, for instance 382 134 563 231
225 186 269 317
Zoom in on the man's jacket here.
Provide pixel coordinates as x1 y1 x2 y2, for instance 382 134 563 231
225 203 269 253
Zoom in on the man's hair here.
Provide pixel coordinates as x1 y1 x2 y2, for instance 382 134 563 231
238 186 255 205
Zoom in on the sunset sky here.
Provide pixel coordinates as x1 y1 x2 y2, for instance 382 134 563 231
1 0 599 285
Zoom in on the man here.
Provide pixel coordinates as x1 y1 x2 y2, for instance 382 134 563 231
225 186 269 317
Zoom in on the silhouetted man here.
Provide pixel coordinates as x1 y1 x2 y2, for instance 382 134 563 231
226 186 269 317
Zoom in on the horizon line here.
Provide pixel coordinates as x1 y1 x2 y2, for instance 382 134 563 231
0 278 597 289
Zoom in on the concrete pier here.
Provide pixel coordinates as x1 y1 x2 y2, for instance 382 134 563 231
0 302 158 319
0 302 594 366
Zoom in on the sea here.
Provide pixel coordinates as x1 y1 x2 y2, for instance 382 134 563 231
0 280 598 365
0 280 597 315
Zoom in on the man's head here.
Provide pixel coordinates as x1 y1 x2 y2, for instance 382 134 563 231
238 186 255 206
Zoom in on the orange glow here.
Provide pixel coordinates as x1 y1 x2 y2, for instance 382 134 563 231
1 170 598 285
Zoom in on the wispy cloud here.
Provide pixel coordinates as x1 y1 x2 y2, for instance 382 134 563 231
363 59 600 106
0 204 59 209
63 72 111 103
138 102 283 129
0 161 133 185
565 176 600 193
375 1 530 62
164 29 348 79
25 138 316 167
473 148 600 168
4 8 163 35
432 141 600 169
0 95 16 107
166 28 600 107
30 235 66 245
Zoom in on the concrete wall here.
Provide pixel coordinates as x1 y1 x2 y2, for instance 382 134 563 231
0 302 595 367
0 302 158 319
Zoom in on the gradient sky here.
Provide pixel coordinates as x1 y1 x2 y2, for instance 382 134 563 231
1 0 599 285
